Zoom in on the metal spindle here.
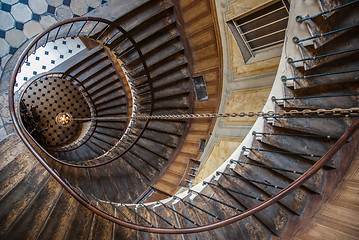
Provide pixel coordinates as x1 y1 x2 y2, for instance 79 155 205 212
86 22 100 37
65 22 75 38
141 203 176 228
297 0 359 22
288 47 359 63
204 181 264 201
293 23 359 43
123 204 154 227
77 187 92 204
108 200 133 223
96 25 111 40
243 147 321 158
173 196 222 220
91 194 111 215
230 159 304 174
76 21 87 37
217 171 284 190
189 189 242 212
157 201 199 226
253 131 338 139
282 69 359 81
54 26 61 41
104 30 121 45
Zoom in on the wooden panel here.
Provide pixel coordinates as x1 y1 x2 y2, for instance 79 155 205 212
150 0 222 197
293 152 359 239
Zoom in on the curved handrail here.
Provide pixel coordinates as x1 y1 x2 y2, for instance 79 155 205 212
9 17 154 168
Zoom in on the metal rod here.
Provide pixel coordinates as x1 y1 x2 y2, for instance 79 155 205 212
284 69 359 80
174 196 222 220
105 30 121 45
77 187 92 204
273 92 359 101
108 201 133 223
253 131 339 139
288 48 359 63
65 22 74 38
230 159 304 174
86 22 99 37
91 194 111 215
189 189 242 212
244 147 322 158
218 171 284 189
76 21 87 37
54 26 61 40
157 201 199 226
204 181 264 202
297 0 359 22
123 204 154 227
141 203 176 228
96 25 111 40
294 23 359 43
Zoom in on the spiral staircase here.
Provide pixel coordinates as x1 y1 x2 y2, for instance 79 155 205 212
0 0 359 239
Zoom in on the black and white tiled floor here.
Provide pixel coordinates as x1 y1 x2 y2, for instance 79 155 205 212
16 37 85 90
0 0 109 78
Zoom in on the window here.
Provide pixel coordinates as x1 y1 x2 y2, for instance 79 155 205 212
228 0 290 63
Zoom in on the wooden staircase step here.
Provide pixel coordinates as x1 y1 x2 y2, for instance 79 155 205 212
114 13 176 53
121 25 179 66
74 60 113 83
217 167 291 237
0 151 37 199
137 137 173 160
0 163 50 238
297 28 359 71
153 96 189 110
86 75 122 95
271 117 352 137
96 106 128 117
292 52 359 91
0 133 24 170
147 120 184 135
37 191 79 240
282 86 359 109
199 185 273 240
152 67 190 89
260 123 337 167
81 69 116 88
153 81 191 100
304 3 358 49
129 144 168 171
105 0 173 48
121 151 158 181
92 89 126 104
247 141 325 194
142 129 179 148
64 203 95 240
172 197 215 239
1 177 62 240
88 205 114 240
232 156 310 215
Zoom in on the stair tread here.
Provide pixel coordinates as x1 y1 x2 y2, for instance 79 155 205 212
0 163 50 238
247 141 325 194
232 156 310 215
37 191 79 240
260 123 337 167
2 175 62 240
0 150 38 199
217 167 291 236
